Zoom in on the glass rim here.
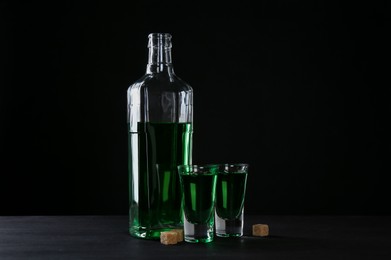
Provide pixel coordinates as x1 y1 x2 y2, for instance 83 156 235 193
218 163 249 174
177 163 220 168
177 164 220 175
223 163 249 167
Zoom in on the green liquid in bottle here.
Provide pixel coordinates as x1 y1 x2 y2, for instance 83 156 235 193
128 122 192 239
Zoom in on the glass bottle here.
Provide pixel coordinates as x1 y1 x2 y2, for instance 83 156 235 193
127 33 193 239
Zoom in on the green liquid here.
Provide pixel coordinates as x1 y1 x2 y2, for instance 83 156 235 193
128 122 192 239
180 174 217 224
215 173 248 219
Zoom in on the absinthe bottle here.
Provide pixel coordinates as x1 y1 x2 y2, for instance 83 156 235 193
127 33 193 239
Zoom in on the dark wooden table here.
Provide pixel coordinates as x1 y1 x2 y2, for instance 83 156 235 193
1 215 390 259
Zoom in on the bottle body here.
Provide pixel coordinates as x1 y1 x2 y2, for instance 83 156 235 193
127 33 193 239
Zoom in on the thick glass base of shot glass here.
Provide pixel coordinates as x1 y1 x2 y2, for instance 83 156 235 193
183 217 214 243
215 212 244 237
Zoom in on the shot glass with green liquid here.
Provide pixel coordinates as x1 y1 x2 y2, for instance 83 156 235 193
215 163 249 237
178 164 218 243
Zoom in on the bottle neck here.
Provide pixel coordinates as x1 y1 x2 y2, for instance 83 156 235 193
146 33 175 74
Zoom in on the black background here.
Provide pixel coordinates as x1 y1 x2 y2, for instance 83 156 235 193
1 1 390 215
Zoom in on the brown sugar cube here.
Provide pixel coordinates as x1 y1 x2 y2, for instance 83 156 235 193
171 229 184 242
252 224 269 237
160 231 178 245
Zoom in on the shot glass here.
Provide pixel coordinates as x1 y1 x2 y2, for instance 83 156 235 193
178 164 218 243
215 163 249 237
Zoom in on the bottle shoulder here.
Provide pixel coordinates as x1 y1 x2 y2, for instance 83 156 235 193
127 73 193 92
